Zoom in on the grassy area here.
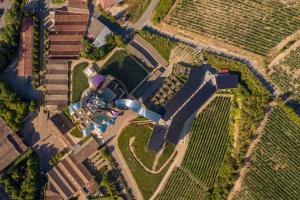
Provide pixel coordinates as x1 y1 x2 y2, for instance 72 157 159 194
138 29 177 61
124 0 152 22
100 50 148 92
152 0 176 25
70 127 84 139
118 124 172 199
63 107 72 122
72 62 89 103
155 143 175 170
51 0 65 3
132 125 156 169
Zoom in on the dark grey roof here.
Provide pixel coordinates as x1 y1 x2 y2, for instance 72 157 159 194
215 74 238 89
148 125 167 152
166 81 217 144
163 68 205 120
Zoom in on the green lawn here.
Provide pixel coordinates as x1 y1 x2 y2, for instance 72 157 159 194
51 0 65 3
132 125 156 169
100 50 149 92
70 127 84 139
152 0 176 25
155 143 175 170
72 62 89 103
118 124 172 199
138 29 177 61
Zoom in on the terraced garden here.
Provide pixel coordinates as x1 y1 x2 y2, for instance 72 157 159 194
158 96 232 199
234 106 300 199
149 64 190 111
167 0 300 55
270 47 300 104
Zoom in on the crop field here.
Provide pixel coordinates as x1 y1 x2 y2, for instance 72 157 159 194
168 0 300 55
181 96 231 186
234 106 300 199
270 47 300 103
158 96 232 199
157 168 207 200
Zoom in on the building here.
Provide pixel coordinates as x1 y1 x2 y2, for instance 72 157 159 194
69 73 127 137
147 67 238 151
45 60 69 111
97 0 118 10
18 17 33 77
0 118 27 171
87 17 112 48
46 153 98 200
48 11 89 60
48 113 75 148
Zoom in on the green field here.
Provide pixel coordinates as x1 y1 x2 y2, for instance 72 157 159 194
157 168 207 200
234 106 300 199
138 29 177 61
118 123 176 199
152 0 176 25
100 50 149 92
168 0 300 55
158 96 232 199
270 47 300 104
72 62 89 103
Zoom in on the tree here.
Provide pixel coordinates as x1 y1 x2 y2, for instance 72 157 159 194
29 100 37 112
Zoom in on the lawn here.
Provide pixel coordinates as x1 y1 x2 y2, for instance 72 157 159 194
70 126 84 139
100 50 149 92
155 143 175 170
118 124 172 199
152 0 176 25
51 0 65 3
72 62 89 103
138 29 177 61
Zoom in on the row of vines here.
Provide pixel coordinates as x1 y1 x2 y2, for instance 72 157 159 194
168 0 300 55
234 106 300 199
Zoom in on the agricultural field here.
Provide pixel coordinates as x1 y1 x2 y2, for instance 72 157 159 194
100 50 149 93
270 47 300 104
234 106 300 199
158 96 233 199
72 62 89 103
157 168 207 200
167 0 300 55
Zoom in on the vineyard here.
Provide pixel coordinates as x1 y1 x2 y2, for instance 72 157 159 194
158 96 232 199
270 46 300 104
157 168 207 200
168 0 300 55
234 106 300 199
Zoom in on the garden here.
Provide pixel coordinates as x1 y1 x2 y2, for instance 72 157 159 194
100 50 149 93
71 62 89 103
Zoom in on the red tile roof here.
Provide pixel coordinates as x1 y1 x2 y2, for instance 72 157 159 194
98 0 117 10
18 17 33 77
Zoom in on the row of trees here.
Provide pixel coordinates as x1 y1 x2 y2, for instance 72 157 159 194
0 0 27 72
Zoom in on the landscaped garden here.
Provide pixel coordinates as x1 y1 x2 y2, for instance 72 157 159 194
72 62 89 103
118 123 175 199
100 50 149 92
